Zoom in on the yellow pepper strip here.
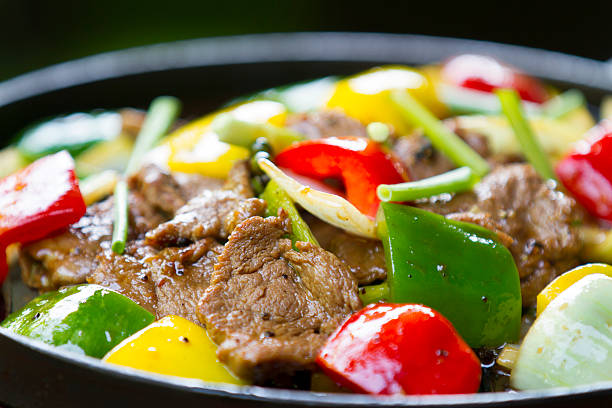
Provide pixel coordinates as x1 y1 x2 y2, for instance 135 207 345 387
580 226 612 263
326 65 447 135
79 170 120 206
0 147 28 179
601 96 612 121
103 315 247 385
166 101 287 179
536 263 612 316
496 344 520 371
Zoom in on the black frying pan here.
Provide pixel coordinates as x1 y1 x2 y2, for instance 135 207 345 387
1 33 611 408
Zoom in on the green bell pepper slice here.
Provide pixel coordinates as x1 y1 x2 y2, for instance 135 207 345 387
17 111 122 160
379 202 521 347
1 284 155 358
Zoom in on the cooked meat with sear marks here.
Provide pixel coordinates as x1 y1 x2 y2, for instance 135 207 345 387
90 237 223 323
417 164 583 306
197 214 361 384
145 162 265 247
393 122 491 181
129 164 190 215
19 164 220 291
20 192 165 291
88 241 158 314
287 110 367 139
221 160 256 199
308 216 387 285
145 192 266 247
147 238 223 323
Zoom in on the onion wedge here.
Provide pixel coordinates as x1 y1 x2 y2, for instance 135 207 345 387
257 158 377 239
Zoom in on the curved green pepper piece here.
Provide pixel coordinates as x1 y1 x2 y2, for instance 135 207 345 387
379 203 521 347
260 179 318 246
17 111 122 160
1 284 154 358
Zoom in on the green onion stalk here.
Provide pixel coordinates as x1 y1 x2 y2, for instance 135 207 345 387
260 179 319 246
111 96 181 254
390 91 490 177
212 113 303 154
377 167 478 203
496 89 556 181
540 89 585 119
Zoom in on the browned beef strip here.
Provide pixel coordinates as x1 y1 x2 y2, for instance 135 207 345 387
287 110 367 139
145 162 265 247
19 164 222 291
147 238 223 323
89 238 223 322
197 214 362 384
417 164 583 306
87 241 158 314
307 215 386 285
20 192 165 291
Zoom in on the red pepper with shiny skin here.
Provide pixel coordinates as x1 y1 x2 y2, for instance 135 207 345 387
274 137 407 217
316 303 481 395
442 54 549 104
0 151 86 284
556 120 612 222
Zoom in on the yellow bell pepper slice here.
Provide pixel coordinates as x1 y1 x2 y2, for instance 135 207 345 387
580 226 612 264
103 315 247 385
166 100 287 178
326 65 447 135
536 263 612 316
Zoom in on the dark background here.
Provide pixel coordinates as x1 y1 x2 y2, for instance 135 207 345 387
1 0 610 82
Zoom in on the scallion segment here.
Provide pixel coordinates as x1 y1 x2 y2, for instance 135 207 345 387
540 89 585 119
125 96 182 176
112 96 181 254
377 167 478 202
260 179 319 246
366 122 390 143
390 91 490 177
359 281 389 305
496 89 556 181
111 179 129 254
212 113 303 154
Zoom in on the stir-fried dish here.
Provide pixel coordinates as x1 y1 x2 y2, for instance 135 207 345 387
2 54 612 395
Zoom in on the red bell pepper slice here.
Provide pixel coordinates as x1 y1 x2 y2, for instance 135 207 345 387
556 120 612 221
316 303 481 395
0 151 86 284
442 54 549 104
274 137 407 217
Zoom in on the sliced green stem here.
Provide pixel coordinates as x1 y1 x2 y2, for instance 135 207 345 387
366 122 390 143
496 89 556 181
377 167 478 202
125 96 181 175
112 96 182 254
390 91 490 177
540 89 585 119
359 281 390 305
260 179 319 245
111 180 129 254
212 113 303 154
